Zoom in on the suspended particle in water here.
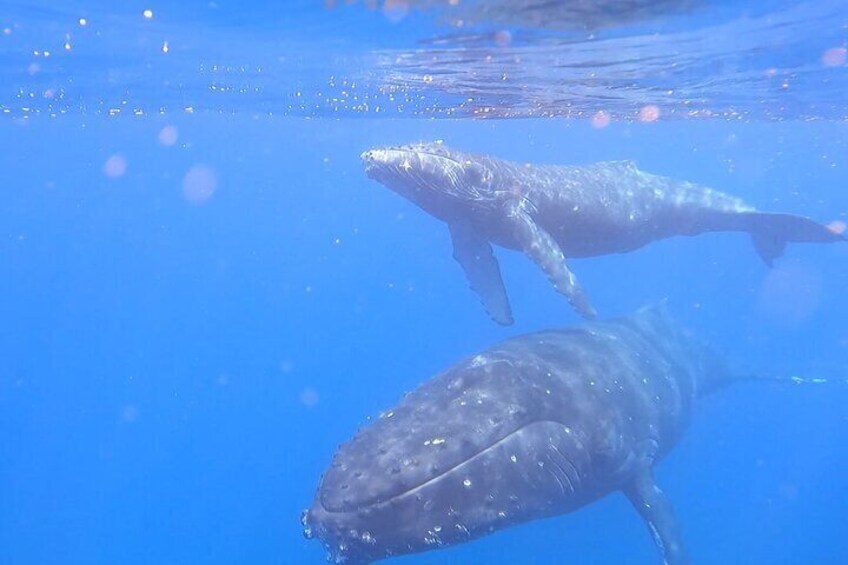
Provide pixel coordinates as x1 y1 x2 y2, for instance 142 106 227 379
182 164 217 204
103 154 127 178
143 9 154 19
78 18 88 26
162 40 169 54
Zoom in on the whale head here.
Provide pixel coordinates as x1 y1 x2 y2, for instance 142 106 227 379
361 141 499 221
302 347 596 564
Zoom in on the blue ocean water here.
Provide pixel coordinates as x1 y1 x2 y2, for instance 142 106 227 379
1 2 847 564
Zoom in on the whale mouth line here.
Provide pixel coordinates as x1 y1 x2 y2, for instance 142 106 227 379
321 419 576 514
364 147 465 169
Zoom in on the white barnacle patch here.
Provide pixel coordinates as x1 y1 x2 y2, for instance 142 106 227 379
463 478 472 487
380 411 395 419
426 438 446 446
469 354 487 368
510 454 517 463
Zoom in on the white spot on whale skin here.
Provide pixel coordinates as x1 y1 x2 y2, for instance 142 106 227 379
463 478 472 487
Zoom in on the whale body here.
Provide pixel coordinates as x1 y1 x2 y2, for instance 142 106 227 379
361 141 845 324
303 307 759 564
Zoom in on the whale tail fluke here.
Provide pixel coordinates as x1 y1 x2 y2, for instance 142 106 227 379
707 371 838 395
743 212 845 267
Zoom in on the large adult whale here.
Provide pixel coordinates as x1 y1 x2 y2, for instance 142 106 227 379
302 307 820 564
361 141 845 324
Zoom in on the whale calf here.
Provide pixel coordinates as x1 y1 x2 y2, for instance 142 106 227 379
302 306 814 564
361 141 845 324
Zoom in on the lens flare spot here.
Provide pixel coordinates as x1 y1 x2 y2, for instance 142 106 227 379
383 0 409 23
182 164 217 204
638 105 660 122
821 47 847 68
158 125 178 146
591 110 610 129
494 30 512 47
300 388 320 408
826 220 846 235
121 405 139 423
757 260 822 326
103 155 127 178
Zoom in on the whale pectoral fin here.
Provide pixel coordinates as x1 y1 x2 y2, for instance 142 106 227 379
448 222 514 326
506 203 597 319
624 469 690 565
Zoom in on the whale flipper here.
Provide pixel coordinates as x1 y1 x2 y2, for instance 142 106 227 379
449 222 514 325
507 201 597 319
624 468 690 565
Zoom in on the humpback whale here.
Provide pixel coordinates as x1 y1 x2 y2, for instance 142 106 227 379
361 141 845 324
302 307 818 564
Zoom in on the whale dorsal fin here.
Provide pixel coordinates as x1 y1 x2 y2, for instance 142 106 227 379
596 160 639 172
